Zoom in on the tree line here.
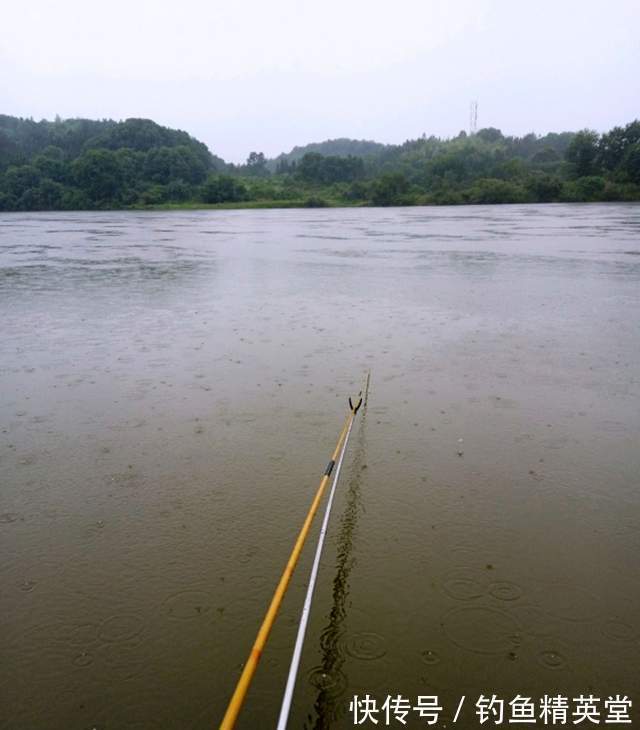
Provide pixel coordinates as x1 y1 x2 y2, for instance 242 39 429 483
1 115 639 211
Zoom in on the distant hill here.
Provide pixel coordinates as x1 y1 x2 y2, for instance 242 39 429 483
0 115 230 210
0 115 227 171
271 137 388 168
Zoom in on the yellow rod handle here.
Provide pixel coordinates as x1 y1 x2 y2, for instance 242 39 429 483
219 410 354 730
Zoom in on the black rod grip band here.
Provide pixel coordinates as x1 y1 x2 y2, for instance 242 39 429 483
324 460 335 476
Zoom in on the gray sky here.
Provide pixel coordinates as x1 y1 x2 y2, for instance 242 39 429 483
1 0 638 163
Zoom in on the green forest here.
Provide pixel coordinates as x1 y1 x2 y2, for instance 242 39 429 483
1 115 639 211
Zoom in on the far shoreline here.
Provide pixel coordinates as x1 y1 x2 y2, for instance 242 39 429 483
2 199 638 215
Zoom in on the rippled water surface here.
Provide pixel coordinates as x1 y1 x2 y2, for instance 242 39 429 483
1 204 639 729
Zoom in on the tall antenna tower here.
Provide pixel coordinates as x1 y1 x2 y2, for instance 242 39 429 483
469 100 478 135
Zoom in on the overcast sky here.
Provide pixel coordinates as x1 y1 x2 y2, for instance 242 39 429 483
1 0 638 162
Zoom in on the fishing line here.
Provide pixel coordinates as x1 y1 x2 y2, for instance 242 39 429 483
219 383 365 730
276 411 354 729
277 372 370 730
312 375 369 728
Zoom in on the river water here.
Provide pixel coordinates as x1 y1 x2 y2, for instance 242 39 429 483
1 204 639 729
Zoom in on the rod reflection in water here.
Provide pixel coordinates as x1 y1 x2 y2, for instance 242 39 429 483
308 402 368 730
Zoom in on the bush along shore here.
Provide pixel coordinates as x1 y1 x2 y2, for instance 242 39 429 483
1 115 639 211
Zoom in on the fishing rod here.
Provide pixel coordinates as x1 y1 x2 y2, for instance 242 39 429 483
276 371 370 729
219 380 367 730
